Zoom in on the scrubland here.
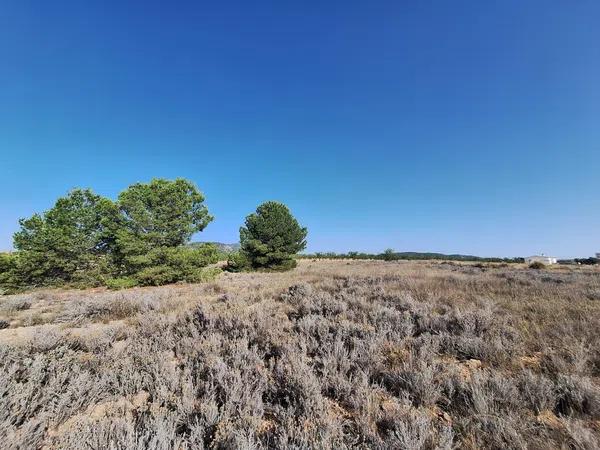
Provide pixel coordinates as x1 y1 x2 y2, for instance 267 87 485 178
1 260 599 449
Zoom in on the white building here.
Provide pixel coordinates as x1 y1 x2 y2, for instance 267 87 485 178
596 253 600 259
525 255 557 265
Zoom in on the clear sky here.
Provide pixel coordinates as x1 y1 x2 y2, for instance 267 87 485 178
1 1 598 258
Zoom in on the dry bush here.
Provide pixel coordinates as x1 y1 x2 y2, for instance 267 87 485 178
55 291 165 325
0 295 32 313
0 260 599 448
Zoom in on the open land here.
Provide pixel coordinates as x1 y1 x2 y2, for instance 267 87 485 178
1 260 599 449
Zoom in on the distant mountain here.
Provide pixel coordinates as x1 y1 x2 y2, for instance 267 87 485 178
187 241 240 253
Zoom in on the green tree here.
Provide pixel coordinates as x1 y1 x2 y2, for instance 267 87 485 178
239 201 307 271
12 189 116 286
382 248 396 261
0 252 19 294
114 178 213 273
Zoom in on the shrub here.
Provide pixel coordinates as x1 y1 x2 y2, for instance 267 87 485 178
69 254 116 288
185 267 222 283
122 244 219 287
57 294 157 325
585 289 600 301
529 261 546 270
0 253 20 294
225 251 251 272
555 374 600 417
378 359 442 407
239 201 307 271
165 245 219 272
106 277 139 290
0 296 32 313
517 370 557 414
134 265 180 286
382 248 396 261
2 257 600 448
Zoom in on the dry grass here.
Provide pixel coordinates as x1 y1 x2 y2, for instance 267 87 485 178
0 259 599 449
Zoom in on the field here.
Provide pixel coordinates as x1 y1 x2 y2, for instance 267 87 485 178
1 259 599 449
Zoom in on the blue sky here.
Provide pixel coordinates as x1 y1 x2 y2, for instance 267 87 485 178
1 1 598 258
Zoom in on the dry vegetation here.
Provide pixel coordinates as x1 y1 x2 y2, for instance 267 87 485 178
1 260 599 449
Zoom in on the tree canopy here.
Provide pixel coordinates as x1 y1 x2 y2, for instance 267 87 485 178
1 180 311 292
3 179 218 291
12 189 115 285
117 178 212 248
239 201 307 271
113 178 213 275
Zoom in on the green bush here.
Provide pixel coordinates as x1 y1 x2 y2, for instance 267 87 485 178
185 267 222 283
529 261 546 270
260 258 297 272
382 248 396 262
164 245 219 272
135 265 180 286
225 251 251 272
106 277 139 290
69 255 117 289
131 244 220 287
0 252 16 273
130 245 219 286
0 252 20 294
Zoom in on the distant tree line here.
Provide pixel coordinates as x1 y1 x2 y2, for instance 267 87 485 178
0 179 307 294
299 249 525 264
558 257 599 266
